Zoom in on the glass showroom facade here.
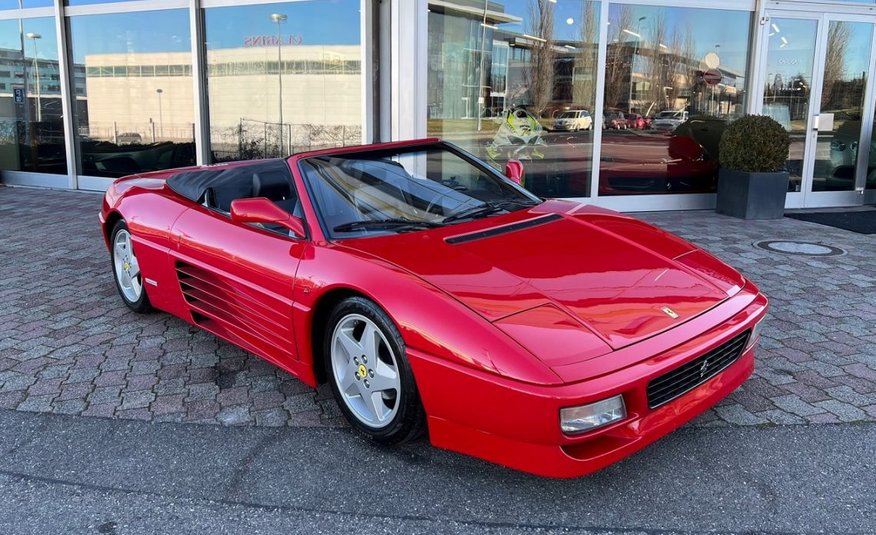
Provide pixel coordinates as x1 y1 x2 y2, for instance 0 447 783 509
1 0 875 211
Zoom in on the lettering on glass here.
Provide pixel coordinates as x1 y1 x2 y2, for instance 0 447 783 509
243 35 304 48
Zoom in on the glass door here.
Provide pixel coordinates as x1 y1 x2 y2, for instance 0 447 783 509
761 12 876 208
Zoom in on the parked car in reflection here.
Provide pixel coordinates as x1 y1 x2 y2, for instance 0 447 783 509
81 140 195 178
828 120 876 189
117 132 143 145
553 110 593 132
652 110 689 131
598 131 718 195
672 115 728 162
603 111 627 130
626 113 646 130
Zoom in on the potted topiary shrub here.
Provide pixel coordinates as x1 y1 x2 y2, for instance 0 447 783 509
717 115 791 219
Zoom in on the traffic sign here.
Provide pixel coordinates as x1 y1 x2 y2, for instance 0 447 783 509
703 69 722 86
13 87 24 104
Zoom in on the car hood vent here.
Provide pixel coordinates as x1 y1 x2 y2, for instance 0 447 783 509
445 213 562 245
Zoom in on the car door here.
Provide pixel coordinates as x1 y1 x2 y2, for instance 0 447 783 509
169 161 309 369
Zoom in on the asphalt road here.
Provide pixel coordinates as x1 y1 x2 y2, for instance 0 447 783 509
0 410 872 535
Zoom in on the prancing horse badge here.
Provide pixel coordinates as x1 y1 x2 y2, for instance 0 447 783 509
660 306 679 319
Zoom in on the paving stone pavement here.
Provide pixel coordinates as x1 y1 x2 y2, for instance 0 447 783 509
1 185 874 430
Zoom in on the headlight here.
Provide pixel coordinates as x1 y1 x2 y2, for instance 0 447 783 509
560 395 626 435
746 317 765 349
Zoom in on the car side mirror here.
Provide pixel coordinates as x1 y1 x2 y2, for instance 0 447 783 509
230 197 306 239
505 159 524 185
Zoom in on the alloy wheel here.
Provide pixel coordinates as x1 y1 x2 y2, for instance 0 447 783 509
330 313 401 428
113 228 143 303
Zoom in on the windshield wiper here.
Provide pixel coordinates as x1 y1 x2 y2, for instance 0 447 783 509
333 218 441 233
441 199 539 224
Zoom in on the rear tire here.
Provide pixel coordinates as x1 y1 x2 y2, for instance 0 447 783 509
324 297 425 444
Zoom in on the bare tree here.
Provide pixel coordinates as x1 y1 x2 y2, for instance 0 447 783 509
822 21 850 111
663 29 695 111
526 0 556 115
645 13 668 114
571 2 598 108
604 6 633 110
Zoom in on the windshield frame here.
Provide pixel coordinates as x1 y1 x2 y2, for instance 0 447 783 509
296 140 542 241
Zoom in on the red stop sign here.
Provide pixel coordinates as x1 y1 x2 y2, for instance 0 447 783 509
703 69 722 86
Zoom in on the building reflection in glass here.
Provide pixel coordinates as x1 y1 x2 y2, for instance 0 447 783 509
426 1 754 198
0 17 74 174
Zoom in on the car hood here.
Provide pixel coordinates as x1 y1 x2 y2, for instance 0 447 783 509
342 200 743 352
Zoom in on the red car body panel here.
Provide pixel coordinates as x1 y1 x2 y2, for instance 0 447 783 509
100 138 767 478
346 203 733 351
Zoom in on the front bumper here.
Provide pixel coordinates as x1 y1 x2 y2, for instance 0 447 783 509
409 291 767 478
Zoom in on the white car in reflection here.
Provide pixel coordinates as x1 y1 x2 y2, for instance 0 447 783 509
652 110 689 132
553 110 593 132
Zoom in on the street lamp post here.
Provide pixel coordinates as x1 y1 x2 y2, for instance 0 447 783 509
713 44 721 114
25 32 41 122
476 0 489 132
271 13 287 156
156 88 164 139
627 16 646 114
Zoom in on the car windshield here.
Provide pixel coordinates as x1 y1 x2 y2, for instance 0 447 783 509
299 144 541 239
658 111 682 119
558 111 578 119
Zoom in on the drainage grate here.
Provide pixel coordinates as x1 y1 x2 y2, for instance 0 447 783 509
754 240 846 257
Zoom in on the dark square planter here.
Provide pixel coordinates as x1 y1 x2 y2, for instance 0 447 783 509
716 168 789 220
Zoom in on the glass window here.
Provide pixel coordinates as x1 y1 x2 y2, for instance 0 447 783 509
599 5 752 196
812 21 872 192
64 0 141 6
0 17 67 174
204 1 362 162
0 0 53 8
68 10 195 178
427 0 601 198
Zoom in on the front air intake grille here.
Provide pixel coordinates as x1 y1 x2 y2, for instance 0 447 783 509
647 330 751 409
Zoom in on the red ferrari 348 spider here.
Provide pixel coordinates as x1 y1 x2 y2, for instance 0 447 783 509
100 138 767 478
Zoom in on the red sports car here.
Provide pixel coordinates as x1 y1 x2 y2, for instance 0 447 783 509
99 138 767 478
625 113 646 130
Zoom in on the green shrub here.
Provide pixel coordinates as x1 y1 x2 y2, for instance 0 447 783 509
718 115 790 173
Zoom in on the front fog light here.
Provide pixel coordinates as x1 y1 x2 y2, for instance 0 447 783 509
560 395 626 435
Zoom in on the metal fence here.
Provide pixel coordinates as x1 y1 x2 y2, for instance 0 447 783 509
211 118 362 161
79 121 195 145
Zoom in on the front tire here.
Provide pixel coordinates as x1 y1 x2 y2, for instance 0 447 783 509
110 220 152 313
325 297 425 444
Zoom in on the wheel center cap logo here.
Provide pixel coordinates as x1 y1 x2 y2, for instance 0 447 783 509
357 364 367 378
